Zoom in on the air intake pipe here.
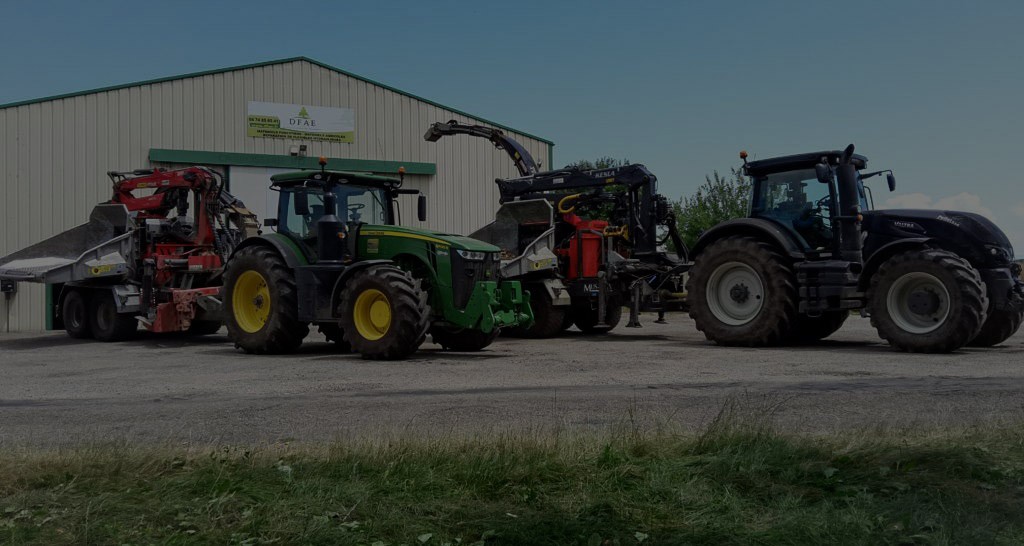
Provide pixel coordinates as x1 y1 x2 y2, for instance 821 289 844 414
835 144 863 264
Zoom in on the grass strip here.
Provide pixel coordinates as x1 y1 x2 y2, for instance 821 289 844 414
2 415 1023 545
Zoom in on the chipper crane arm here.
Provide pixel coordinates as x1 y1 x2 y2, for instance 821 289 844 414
424 121 687 260
424 120 541 176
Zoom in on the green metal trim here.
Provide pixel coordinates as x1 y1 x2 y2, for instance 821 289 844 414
0 56 554 145
149 149 436 176
45 284 53 331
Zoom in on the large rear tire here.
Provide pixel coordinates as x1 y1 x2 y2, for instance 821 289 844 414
868 249 987 353
508 286 567 338
572 299 623 335
431 327 500 351
790 311 849 343
338 265 430 360
91 293 138 342
62 289 92 339
968 308 1023 347
223 246 308 354
686 236 798 346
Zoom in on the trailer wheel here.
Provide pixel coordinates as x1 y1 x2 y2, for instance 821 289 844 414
431 326 500 351
339 265 430 360
91 293 138 342
572 300 623 334
560 310 575 331
187 320 222 336
868 249 987 353
967 308 1023 347
508 287 567 338
789 311 849 342
318 323 353 353
687 236 798 346
62 289 92 339
223 246 308 354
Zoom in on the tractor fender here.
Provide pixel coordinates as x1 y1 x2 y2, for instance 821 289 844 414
859 237 933 290
328 259 395 309
690 218 806 260
229 234 307 269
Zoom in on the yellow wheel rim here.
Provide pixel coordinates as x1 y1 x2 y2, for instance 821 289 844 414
232 270 271 334
353 288 391 341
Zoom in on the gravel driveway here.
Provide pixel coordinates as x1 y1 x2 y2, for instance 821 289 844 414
1 314 1022 447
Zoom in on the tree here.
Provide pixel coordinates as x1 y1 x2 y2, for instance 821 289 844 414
564 157 630 170
674 168 751 250
558 158 632 221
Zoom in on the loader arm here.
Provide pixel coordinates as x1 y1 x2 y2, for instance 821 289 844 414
424 120 540 176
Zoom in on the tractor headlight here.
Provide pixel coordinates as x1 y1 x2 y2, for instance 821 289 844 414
456 249 487 261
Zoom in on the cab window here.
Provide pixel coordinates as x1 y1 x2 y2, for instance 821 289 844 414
752 168 834 249
278 188 326 239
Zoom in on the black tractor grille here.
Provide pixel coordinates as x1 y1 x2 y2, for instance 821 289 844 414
451 252 499 309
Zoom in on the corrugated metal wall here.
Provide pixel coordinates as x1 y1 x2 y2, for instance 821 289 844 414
0 59 552 331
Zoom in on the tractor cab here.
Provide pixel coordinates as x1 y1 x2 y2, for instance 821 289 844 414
266 169 425 262
743 151 877 255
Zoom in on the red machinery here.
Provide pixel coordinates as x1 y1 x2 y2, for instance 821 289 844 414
0 167 258 340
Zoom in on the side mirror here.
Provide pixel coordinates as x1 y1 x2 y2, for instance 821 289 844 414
262 218 278 228
886 173 896 192
815 163 833 184
293 191 309 216
417 195 428 222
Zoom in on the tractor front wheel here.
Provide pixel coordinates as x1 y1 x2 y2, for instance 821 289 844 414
223 246 309 354
431 326 500 351
868 249 987 353
338 265 430 360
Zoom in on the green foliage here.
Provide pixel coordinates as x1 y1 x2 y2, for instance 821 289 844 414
674 168 751 249
2 421 1024 545
564 157 631 170
558 158 633 222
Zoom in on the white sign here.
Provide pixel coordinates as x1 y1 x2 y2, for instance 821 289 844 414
246 101 355 143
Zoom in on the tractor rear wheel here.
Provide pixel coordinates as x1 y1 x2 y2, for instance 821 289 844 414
338 265 430 360
687 236 798 346
790 311 849 342
431 326 500 351
868 249 987 353
91 293 138 342
62 289 92 339
318 323 353 353
968 308 1023 347
572 299 623 335
223 246 309 354
508 287 567 338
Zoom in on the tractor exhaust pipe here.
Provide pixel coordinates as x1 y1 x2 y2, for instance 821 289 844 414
835 144 863 264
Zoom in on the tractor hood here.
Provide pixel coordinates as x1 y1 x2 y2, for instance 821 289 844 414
358 225 500 253
863 209 1014 264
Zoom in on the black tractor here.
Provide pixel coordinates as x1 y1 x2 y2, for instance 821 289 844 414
687 144 1023 353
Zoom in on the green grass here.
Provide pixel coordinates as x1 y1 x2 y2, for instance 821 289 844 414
2 411 1024 545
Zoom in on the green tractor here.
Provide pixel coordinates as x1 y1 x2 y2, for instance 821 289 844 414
222 163 533 359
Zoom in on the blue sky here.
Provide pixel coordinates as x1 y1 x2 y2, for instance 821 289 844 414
3 1 1023 248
